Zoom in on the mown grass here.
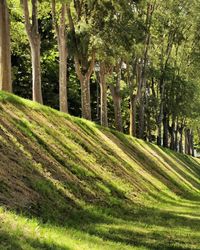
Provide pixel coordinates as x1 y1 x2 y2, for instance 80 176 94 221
0 91 200 249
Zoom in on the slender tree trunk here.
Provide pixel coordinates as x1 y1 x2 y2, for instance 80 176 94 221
96 79 100 122
22 0 43 104
157 125 162 146
146 110 152 142
110 85 123 132
109 66 123 132
52 1 68 112
170 119 175 150
0 0 12 92
191 131 194 157
179 129 183 153
174 122 178 152
99 62 108 127
157 78 164 146
185 128 190 155
58 36 68 112
130 95 137 136
80 76 91 120
130 60 142 137
30 37 42 103
163 112 168 148
138 96 145 139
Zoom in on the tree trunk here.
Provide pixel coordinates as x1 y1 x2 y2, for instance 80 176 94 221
130 95 137 137
80 76 91 120
22 0 43 104
170 119 175 150
30 38 43 103
163 112 168 148
179 129 183 153
157 78 164 146
96 79 100 122
157 125 162 146
174 122 178 152
52 1 68 113
58 36 68 112
0 0 12 92
185 128 190 155
138 96 145 139
109 67 123 132
99 62 108 127
113 94 123 132
110 85 123 132
146 110 152 142
191 131 194 157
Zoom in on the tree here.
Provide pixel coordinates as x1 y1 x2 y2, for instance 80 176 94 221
99 62 108 126
0 0 12 92
67 3 95 120
21 0 43 103
109 62 123 132
51 0 68 113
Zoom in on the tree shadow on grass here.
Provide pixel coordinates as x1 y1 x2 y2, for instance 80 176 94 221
1 106 200 249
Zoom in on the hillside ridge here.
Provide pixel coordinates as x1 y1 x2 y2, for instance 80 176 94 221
0 91 200 250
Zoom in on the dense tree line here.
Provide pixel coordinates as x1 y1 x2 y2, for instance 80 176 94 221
1 0 200 156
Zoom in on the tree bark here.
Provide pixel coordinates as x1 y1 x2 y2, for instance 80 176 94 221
191 131 194 157
179 129 183 153
185 128 190 155
170 118 176 150
157 77 164 146
174 122 178 152
129 60 142 137
109 65 123 132
130 95 137 137
138 96 145 139
80 75 91 120
0 0 12 92
21 0 43 104
163 112 169 148
99 62 108 127
52 1 68 113
30 37 42 103
74 54 95 120
178 121 185 154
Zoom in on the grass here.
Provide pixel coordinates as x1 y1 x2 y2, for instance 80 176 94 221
0 91 200 249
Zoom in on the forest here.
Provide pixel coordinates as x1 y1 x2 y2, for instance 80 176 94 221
1 0 200 155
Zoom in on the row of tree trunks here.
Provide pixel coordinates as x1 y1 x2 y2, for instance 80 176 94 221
0 0 12 92
137 3 155 140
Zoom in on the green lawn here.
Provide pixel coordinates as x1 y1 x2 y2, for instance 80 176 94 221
0 91 200 249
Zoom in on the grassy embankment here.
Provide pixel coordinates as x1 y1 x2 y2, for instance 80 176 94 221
0 91 200 250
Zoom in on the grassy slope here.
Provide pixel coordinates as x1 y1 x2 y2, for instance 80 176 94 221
0 91 200 250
